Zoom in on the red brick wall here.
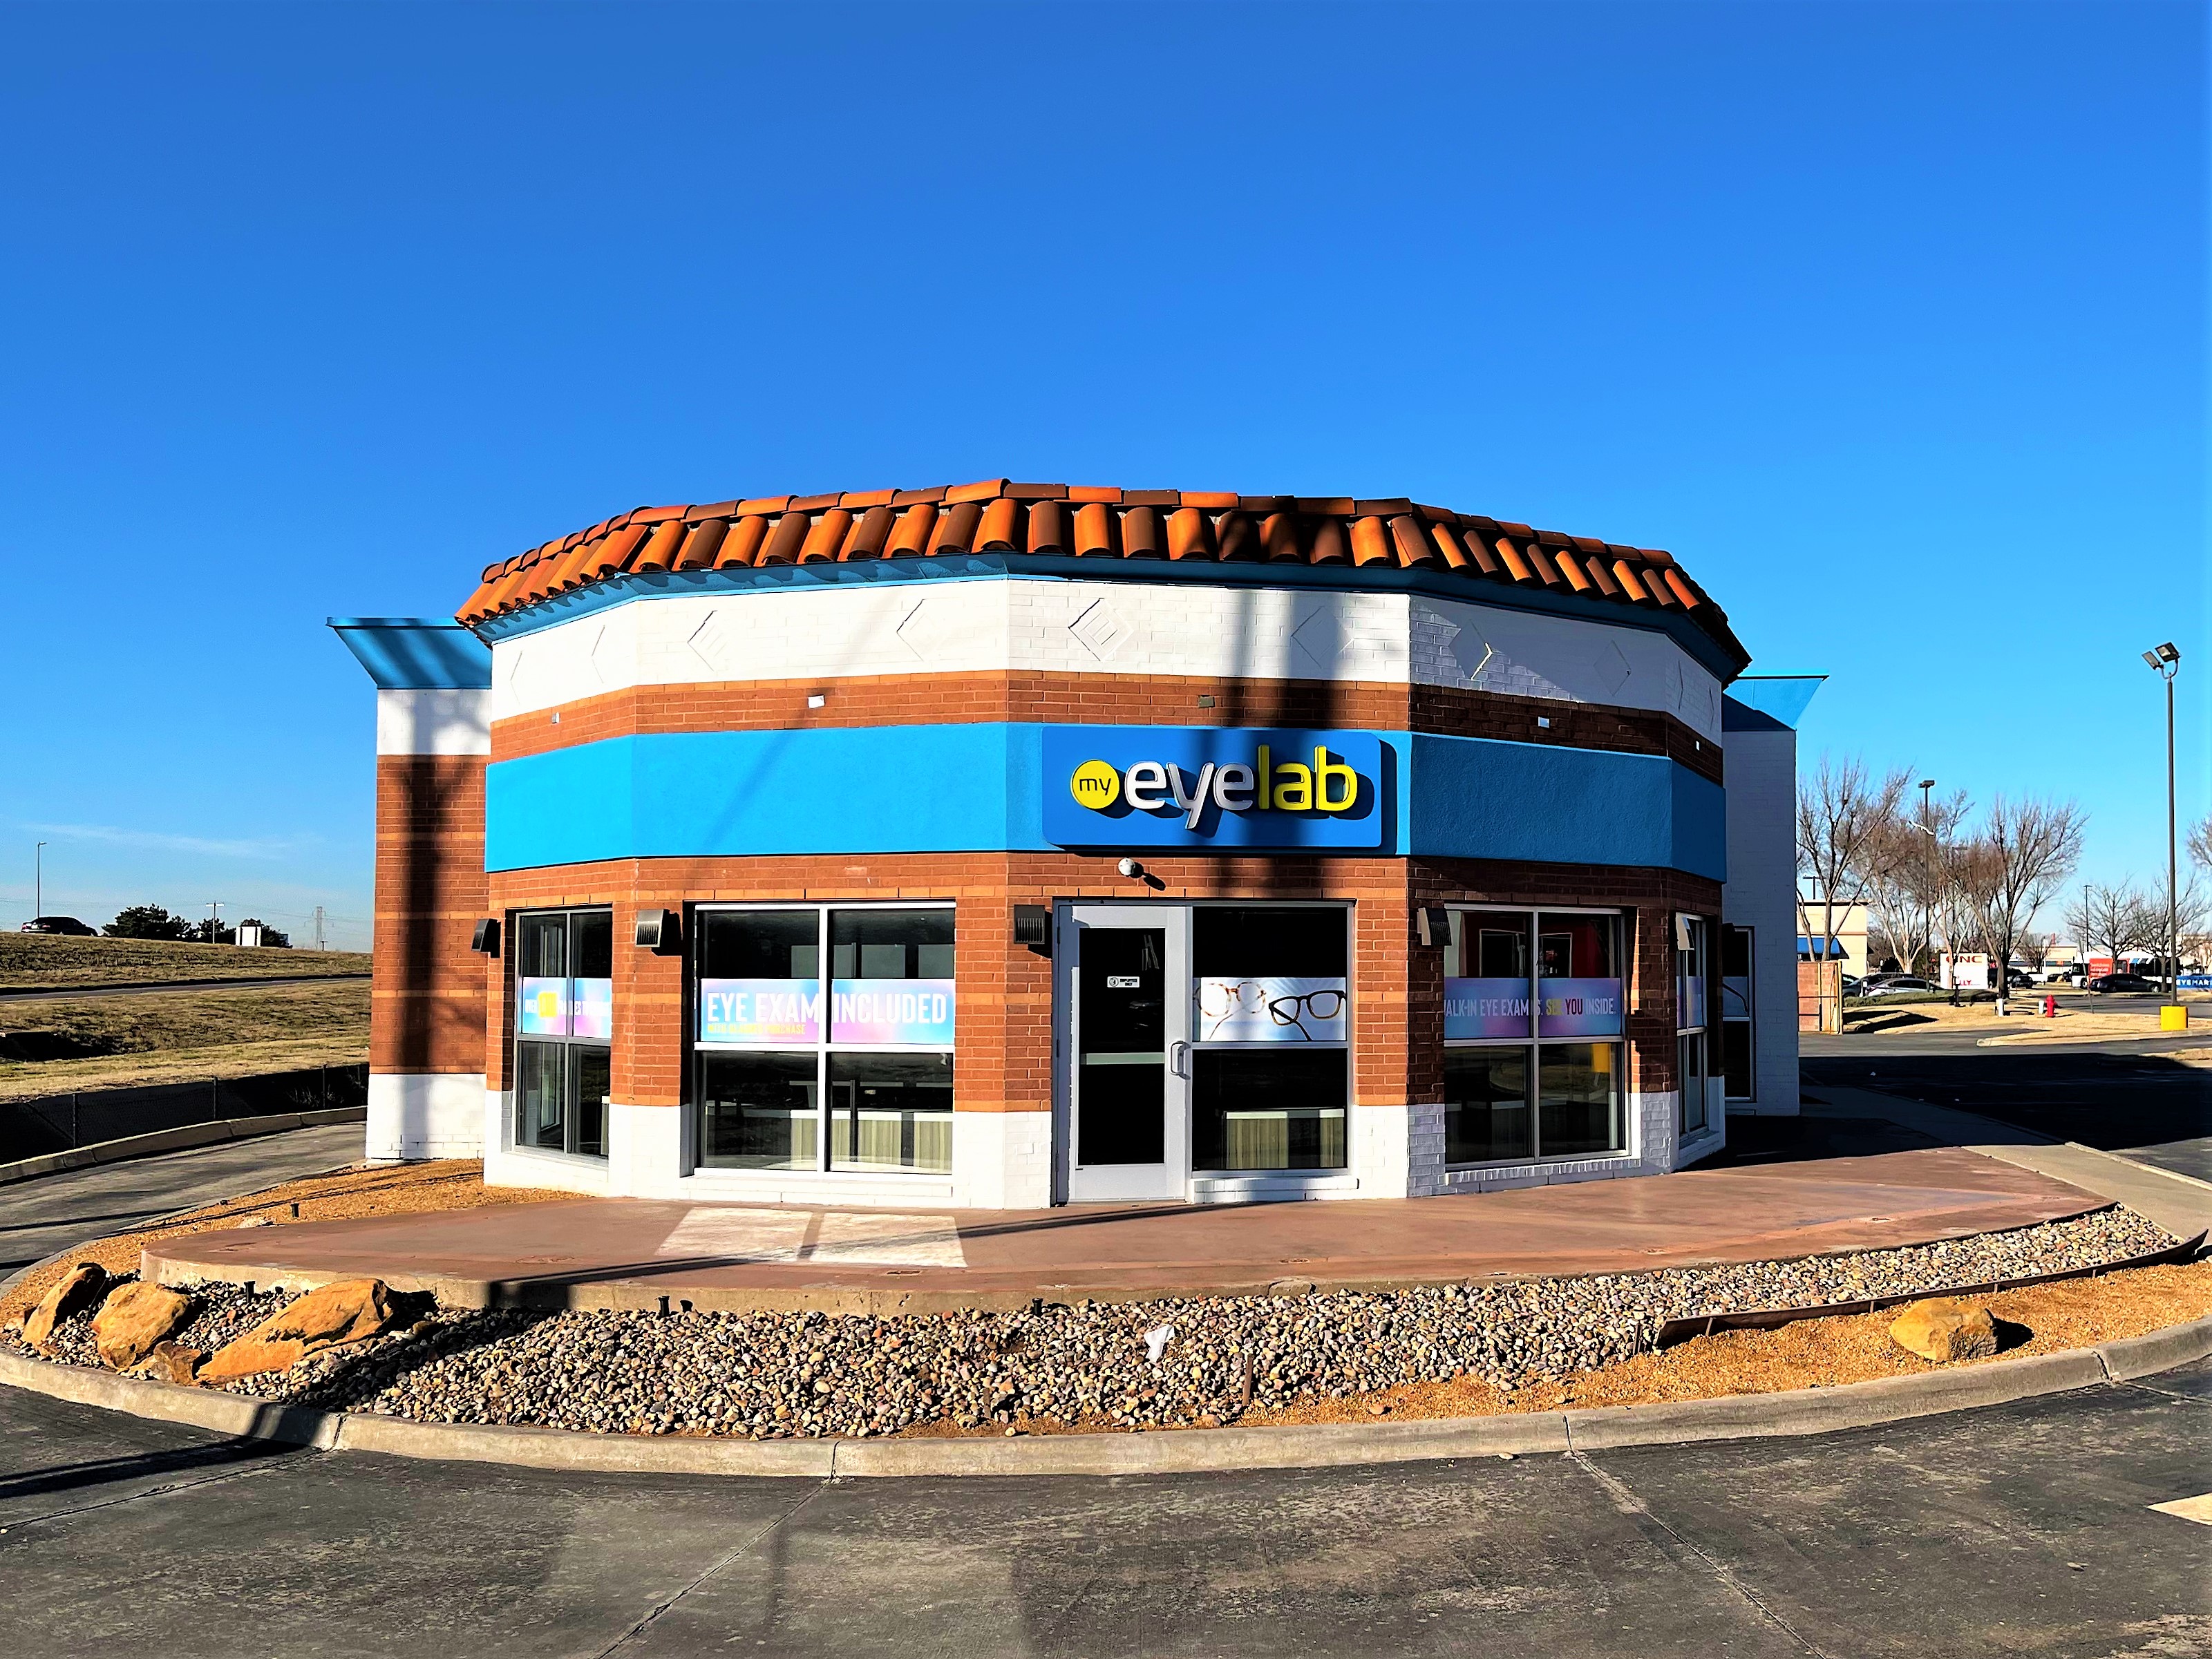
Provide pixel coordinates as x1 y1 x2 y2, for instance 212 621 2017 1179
371 756 489 1075
489 672 1721 783
478 853 1712 1112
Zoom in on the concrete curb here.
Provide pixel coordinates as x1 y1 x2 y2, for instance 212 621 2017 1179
0 1109 366 1188
6 1314 2208 1479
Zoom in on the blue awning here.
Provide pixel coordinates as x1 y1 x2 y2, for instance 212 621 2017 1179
1796 936 1851 960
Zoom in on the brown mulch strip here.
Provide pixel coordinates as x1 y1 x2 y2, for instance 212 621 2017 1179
0 1160 571 1329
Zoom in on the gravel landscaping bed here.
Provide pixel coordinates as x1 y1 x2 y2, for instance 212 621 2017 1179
8 1208 2179 1438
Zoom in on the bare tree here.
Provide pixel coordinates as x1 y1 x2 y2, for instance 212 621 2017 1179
2067 882 2158 978
2016 931 2054 972
1797 757 1909 1030
2191 813 2212 874
1862 786 1971 978
1967 795 2086 1013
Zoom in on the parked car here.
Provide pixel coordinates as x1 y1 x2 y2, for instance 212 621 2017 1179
1860 975 1936 997
2087 973 2155 994
1841 974 1864 998
19 916 95 936
2005 969 2035 989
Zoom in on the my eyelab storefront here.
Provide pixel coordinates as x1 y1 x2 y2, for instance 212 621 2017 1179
336 480 1806 1211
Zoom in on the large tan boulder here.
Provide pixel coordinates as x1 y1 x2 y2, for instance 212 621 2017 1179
21 1264 108 1352
141 1342 208 1385
200 1278 394 1382
91 1282 196 1370
1889 1298 2000 1363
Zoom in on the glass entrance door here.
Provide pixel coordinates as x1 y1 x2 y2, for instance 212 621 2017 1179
1064 904 1190 1202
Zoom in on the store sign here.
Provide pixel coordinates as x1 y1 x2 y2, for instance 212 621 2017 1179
1444 978 1533 1040
518 976 570 1036
1196 977 1348 1042
1941 951 1990 992
1538 978 1623 1038
1044 726 1384 849
699 978 822 1045
831 979 956 1045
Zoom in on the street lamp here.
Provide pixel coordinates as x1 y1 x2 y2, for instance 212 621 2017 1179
2144 643 2182 1000
1918 779 1935 977
33 841 46 923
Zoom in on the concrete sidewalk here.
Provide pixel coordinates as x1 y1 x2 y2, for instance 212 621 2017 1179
144 1146 2107 1314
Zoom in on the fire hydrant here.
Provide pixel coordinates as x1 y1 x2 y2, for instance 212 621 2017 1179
2043 994 2057 1018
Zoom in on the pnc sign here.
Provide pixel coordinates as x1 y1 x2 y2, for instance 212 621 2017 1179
1043 726 1386 849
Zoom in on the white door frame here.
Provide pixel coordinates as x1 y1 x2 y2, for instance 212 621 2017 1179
1056 902 1191 1203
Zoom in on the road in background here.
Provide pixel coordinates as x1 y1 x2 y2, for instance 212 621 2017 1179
0 974 372 1004
1804 1032 2212 1184
0 1122 361 1284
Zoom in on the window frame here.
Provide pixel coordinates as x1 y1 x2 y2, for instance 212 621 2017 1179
1720 922 1756 1103
690 900 956 1177
510 906 614 1162
1186 900 1353 1176
1439 904 1628 1168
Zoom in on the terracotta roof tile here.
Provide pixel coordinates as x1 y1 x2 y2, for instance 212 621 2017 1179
843 504 894 560
633 519 687 573
926 500 982 554
449 481 1748 665
757 511 810 567
672 519 728 571
1165 506 1211 560
717 515 770 569
800 508 852 563
1073 502 1117 558
1122 505 1166 560
974 497 1022 553
885 502 936 556
1026 499 1068 556
1348 517 1392 567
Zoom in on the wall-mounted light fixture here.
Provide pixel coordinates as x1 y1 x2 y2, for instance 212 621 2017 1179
1413 907 1450 948
634 909 681 953
1013 904 1050 954
470 918 500 956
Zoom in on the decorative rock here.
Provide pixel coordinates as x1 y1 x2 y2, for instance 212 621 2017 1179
21 1264 107 1352
1889 1298 1999 1363
200 1278 394 1381
141 1341 208 1385
91 1282 195 1369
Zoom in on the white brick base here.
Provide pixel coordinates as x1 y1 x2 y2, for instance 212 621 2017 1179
365 1072 486 1162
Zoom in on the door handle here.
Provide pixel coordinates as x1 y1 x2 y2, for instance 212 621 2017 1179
1169 1041 1189 1077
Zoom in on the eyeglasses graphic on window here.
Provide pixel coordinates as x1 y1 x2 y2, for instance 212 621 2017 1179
1198 978 1348 1042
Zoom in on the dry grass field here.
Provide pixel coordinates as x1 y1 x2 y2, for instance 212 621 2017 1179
0 980 369 1101
0 933 370 991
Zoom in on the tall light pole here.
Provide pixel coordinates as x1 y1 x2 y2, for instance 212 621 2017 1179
33 841 46 922
2144 643 2182 999
1918 779 1935 976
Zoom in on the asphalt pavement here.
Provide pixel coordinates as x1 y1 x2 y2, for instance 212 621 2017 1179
0 1356 2206 1656
0 1121 363 1285
1804 1030 2212 1184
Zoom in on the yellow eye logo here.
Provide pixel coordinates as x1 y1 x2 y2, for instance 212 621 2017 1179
1070 760 1121 810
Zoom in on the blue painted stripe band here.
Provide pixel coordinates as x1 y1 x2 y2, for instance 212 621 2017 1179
485 723 1725 881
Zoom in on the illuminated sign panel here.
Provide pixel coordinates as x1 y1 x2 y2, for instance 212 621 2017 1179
1043 726 1384 849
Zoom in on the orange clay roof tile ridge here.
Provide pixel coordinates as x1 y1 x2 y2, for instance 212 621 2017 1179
454 484 1746 665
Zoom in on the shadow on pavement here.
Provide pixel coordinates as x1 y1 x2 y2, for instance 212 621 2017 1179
1801 1050 2212 1157
0 1436 294 1506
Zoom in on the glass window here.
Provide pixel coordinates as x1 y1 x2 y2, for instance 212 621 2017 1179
1444 909 1534 1041
696 904 957 1176
699 1051 819 1170
513 908 613 1159
1540 1042 1623 1157
1538 912 1623 1039
1191 1049 1347 1172
1721 924 1755 1102
1676 915 1708 1032
830 1052 953 1174
1444 1048 1532 1164
1679 1032 1710 1135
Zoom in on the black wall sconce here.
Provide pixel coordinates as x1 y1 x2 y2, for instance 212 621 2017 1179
634 909 681 953
470 918 500 956
1013 904 1050 956
1413 907 1450 948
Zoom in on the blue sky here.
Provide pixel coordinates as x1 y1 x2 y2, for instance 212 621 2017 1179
1 1 2202 948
